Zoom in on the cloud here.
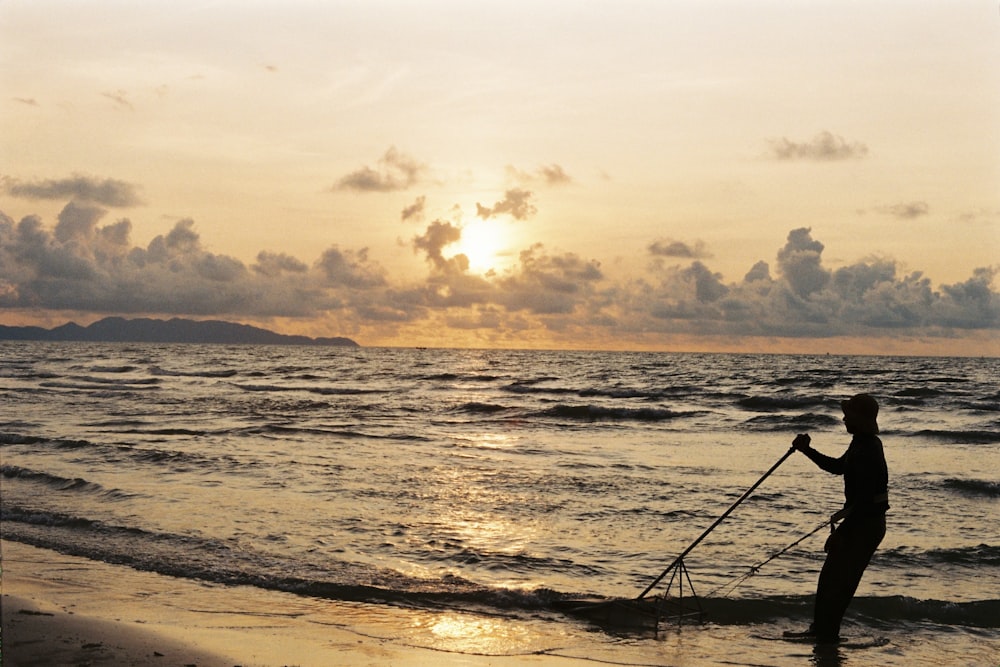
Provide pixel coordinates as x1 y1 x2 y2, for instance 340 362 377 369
875 201 930 219
955 207 1000 225
497 245 603 315
614 226 999 338
412 219 467 274
0 204 334 317
2 174 144 207
12 97 38 106
538 164 572 186
476 188 537 220
506 163 573 187
768 131 869 161
401 196 426 221
648 239 711 259
776 227 830 298
1 205 997 344
101 89 134 111
316 246 387 289
252 251 308 277
333 147 426 192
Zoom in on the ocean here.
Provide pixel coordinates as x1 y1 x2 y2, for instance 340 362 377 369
2 342 998 665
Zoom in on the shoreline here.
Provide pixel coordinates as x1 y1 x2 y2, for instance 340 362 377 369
1 539 587 666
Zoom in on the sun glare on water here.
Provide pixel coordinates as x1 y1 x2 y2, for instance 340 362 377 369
453 219 508 273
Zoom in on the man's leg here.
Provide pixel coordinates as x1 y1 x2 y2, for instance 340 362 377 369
813 517 885 641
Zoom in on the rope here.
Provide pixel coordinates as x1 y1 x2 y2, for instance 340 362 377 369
704 516 833 599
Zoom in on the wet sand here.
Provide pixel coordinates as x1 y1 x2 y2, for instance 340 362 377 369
6 539 989 666
1 540 588 666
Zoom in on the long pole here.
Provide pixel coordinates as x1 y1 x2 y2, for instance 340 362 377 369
637 446 796 600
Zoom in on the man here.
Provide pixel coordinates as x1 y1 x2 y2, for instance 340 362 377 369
787 393 889 643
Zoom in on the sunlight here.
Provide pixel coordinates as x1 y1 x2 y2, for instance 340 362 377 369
452 219 507 273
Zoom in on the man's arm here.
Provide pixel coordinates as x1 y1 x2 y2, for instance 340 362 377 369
792 433 846 475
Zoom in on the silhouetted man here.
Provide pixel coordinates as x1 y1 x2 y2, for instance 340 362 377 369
788 393 889 643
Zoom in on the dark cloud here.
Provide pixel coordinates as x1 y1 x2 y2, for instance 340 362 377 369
316 247 387 289
768 131 869 161
12 97 38 106
55 200 106 243
776 227 829 298
476 189 537 221
648 238 711 259
2 175 144 207
497 245 603 315
876 201 930 219
0 204 332 317
744 260 771 283
252 251 308 277
937 268 998 328
615 226 998 338
333 147 426 192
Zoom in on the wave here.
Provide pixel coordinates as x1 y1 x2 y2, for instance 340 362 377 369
0 433 93 450
897 387 948 399
628 594 1000 629
537 404 694 422
150 365 239 378
738 396 828 411
913 429 1000 444
2 516 997 630
879 544 1000 568
502 383 694 402
421 372 503 383
231 382 388 396
87 365 139 373
425 544 606 578
1 465 136 499
74 374 160 386
742 412 842 431
0 514 556 612
0 433 46 446
578 387 669 400
943 478 1000 498
504 382 579 396
454 402 513 414
849 595 1000 629
235 424 424 442
39 379 161 392
0 433 247 472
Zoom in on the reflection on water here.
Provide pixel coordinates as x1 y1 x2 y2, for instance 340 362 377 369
407 613 567 656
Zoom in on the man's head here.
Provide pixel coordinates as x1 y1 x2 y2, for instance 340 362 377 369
841 393 879 435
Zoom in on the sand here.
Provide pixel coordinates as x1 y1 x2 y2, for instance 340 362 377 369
1 540 591 666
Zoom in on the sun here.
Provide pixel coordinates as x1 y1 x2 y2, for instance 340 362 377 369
452 219 508 273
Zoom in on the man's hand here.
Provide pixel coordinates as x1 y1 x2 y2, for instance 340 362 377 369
792 433 811 451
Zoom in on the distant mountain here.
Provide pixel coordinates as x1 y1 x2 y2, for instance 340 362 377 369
0 317 359 347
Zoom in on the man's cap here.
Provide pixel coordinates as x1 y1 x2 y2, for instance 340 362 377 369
841 393 879 421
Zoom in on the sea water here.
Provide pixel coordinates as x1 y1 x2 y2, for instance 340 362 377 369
2 343 998 665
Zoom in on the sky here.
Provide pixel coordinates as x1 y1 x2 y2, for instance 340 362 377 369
2 0 998 355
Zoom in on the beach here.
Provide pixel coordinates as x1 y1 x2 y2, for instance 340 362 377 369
2 539 592 666
7 537 1000 667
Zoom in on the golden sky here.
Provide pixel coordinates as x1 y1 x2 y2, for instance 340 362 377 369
2 1 998 354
